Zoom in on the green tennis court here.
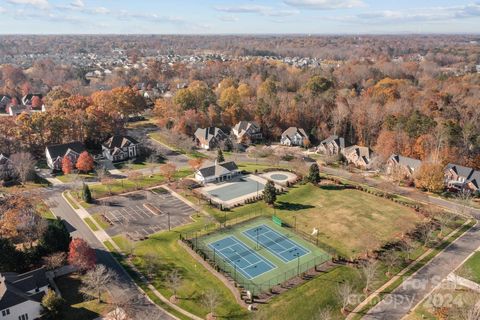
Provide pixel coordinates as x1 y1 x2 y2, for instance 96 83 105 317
195 217 330 293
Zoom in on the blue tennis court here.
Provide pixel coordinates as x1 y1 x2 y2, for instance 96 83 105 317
208 236 276 280
243 224 310 263
205 177 265 202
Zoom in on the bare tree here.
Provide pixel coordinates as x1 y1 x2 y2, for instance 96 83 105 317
201 288 219 318
10 152 35 185
146 154 158 176
96 164 108 181
361 260 379 294
143 252 161 280
452 292 480 320
399 239 415 262
166 269 182 301
418 222 436 247
437 211 455 237
43 252 67 270
102 177 115 195
382 251 400 277
336 281 354 314
128 171 142 190
81 265 117 302
315 307 334 320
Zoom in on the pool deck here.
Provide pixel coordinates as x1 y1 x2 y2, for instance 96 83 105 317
199 174 284 208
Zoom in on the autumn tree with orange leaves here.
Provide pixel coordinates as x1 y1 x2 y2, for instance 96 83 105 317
62 156 74 175
76 152 94 173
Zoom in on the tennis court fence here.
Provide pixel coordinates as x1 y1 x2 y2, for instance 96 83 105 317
182 237 331 295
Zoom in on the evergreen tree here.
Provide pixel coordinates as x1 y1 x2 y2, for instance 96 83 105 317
40 219 72 254
217 149 225 163
82 183 93 203
0 237 22 272
264 180 277 205
308 163 321 184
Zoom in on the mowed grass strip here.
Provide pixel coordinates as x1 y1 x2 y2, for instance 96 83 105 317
90 169 192 198
111 218 248 319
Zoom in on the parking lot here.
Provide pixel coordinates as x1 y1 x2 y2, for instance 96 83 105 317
87 188 196 241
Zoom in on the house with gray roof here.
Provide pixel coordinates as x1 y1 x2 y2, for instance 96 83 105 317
232 121 262 144
445 163 475 191
195 161 239 184
466 170 480 193
194 127 230 150
386 154 422 178
280 127 309 147
0 267 49 320
317 135 347 155
342 145 372 169
102 135 140 162
0 154 17 184
45 141 86 171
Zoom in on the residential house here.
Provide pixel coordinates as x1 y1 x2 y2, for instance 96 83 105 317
102 135 141 162
195 161 240 184
21 94 43 109
342 145 372 169
0 154 17 183
232 121 262 144
465 170 480 193
444 163 475 190
317 135 347 155
6 105 29 117
280 127 309 147
0 267 49 320
194 127 230 150
386 154 422 178
45 141 86 171
0 95 11 113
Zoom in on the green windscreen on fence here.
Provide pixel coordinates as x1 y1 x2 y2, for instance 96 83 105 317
272 215 282 226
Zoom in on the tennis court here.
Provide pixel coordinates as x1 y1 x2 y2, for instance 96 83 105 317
208 236 276 280
195 217 331 293
205 176 265 201
243 224 310 263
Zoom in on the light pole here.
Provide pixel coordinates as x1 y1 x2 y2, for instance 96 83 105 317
295 252 301 275
168 212 171 231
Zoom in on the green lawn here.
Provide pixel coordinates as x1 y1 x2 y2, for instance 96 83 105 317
63 191 80 209
92 213 111 230
236 162 290 173
56 173 96 183
148 132 208 159
83 217 98 231
56 273 111 320
254 266 363 320
192 183 422 259
90 168 193 199
111 217 248 319
458 251 480 283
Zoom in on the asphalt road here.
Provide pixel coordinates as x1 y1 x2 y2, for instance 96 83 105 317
44 192 175 320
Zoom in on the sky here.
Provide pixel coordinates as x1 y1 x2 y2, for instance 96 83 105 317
0 0 479 34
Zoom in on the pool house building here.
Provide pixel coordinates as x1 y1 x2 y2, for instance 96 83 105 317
195 161 240 184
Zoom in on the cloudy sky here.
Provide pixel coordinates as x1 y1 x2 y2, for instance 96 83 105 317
0 0 479 34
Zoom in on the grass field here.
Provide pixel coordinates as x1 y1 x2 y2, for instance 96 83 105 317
148 132 208 159
195 217 330 293
89 168 193 198
458 251 480 283
191 182 422 259
274 183 423 259
111 217 248 319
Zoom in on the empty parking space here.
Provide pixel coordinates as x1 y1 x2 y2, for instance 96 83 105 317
87 189 196 241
